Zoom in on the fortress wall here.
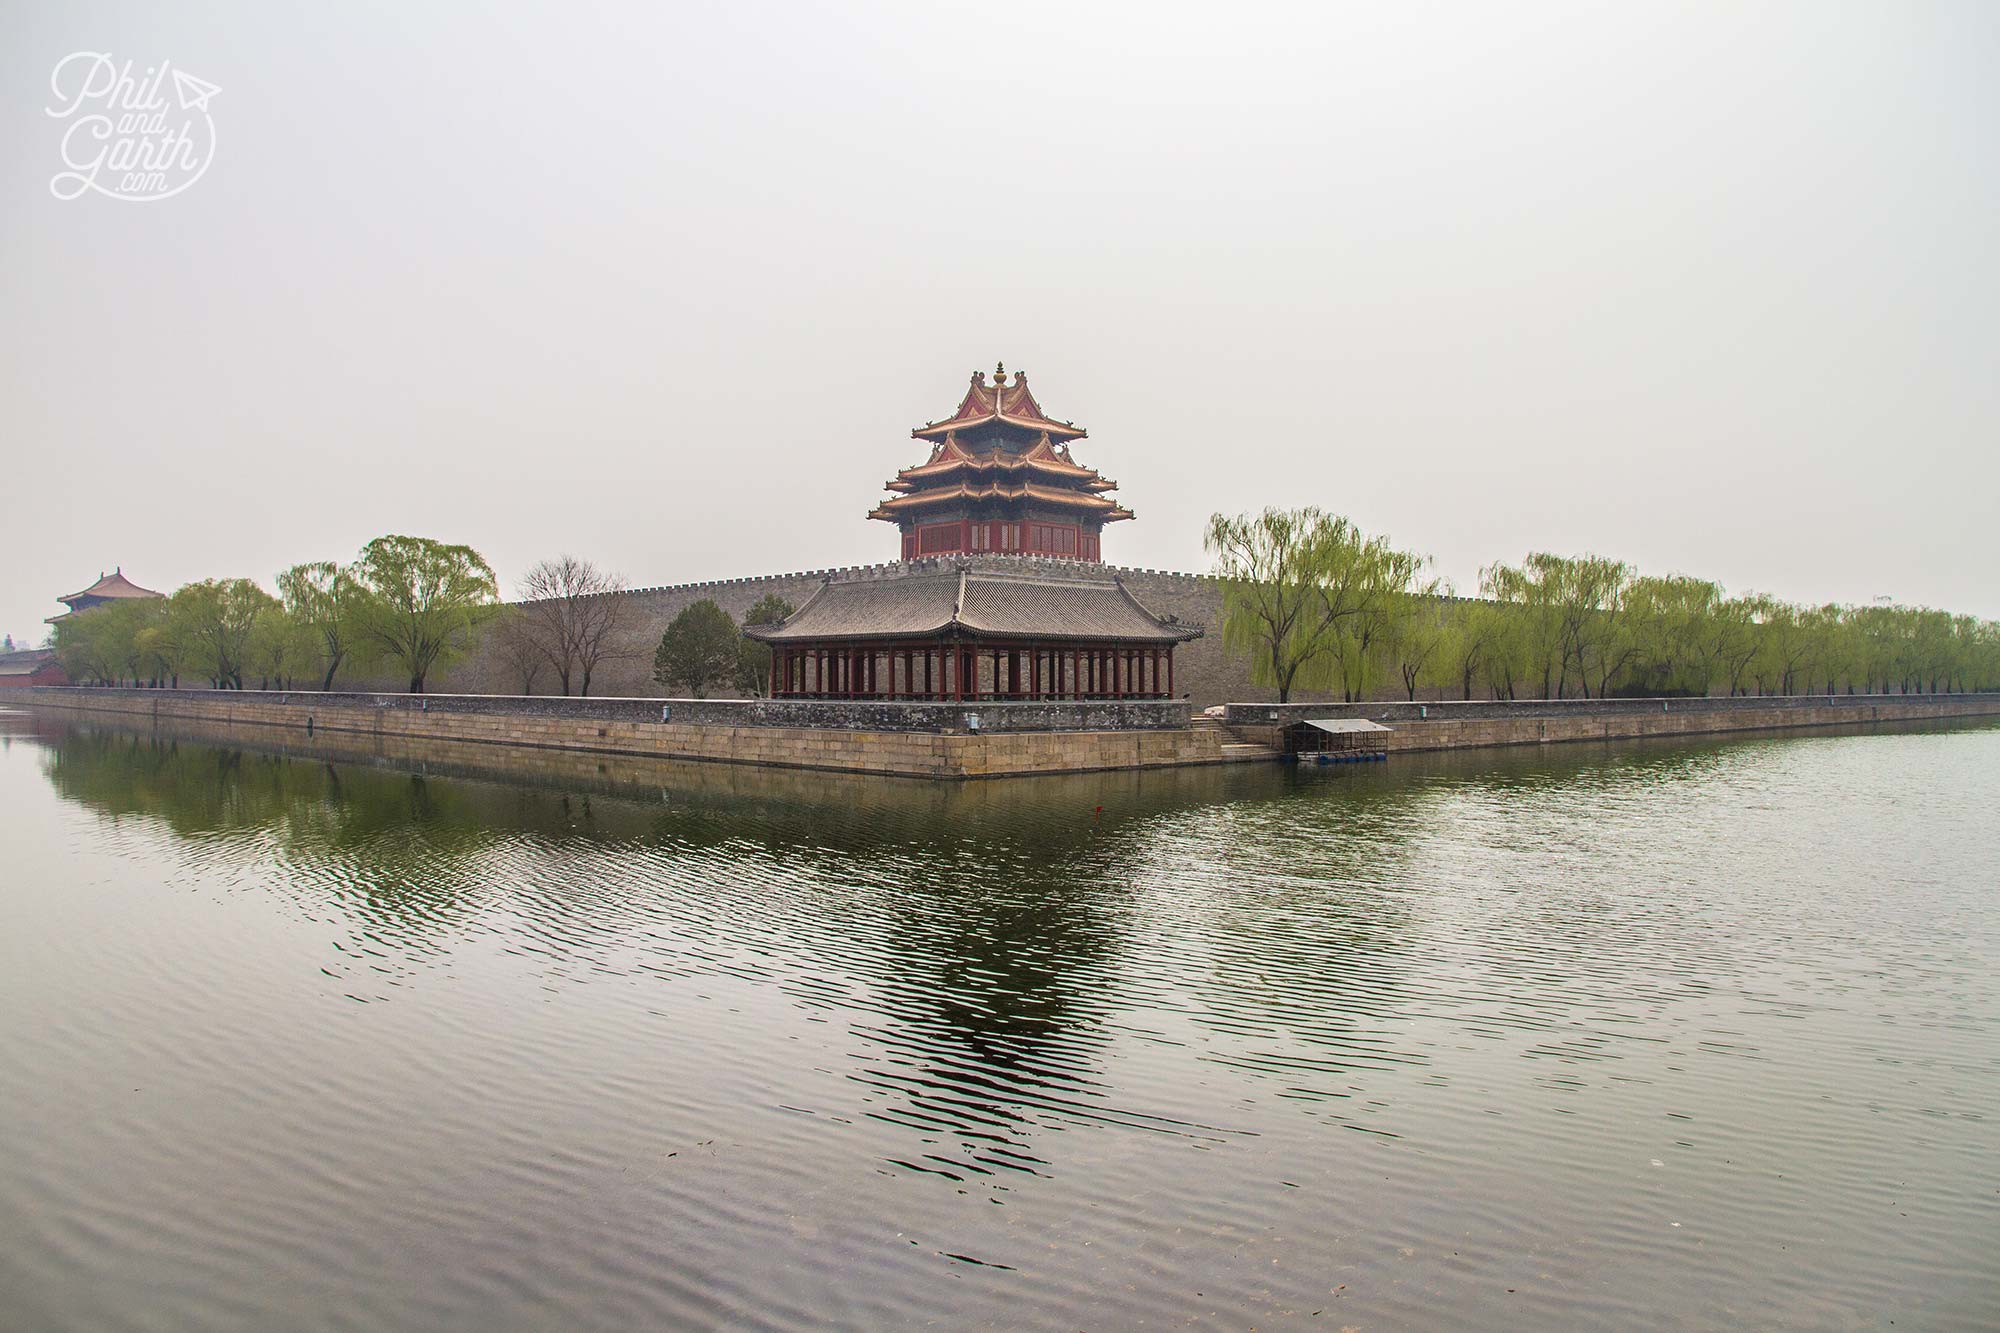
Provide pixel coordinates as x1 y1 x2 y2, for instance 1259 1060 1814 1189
347 558 1318 708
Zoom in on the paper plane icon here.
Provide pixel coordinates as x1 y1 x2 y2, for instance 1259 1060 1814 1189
171 69 220 113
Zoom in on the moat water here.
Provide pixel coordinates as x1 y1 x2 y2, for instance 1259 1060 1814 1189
1 709 1995 1330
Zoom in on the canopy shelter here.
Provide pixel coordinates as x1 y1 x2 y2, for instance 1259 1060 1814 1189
1284 718 1395 754
744 561 1201 701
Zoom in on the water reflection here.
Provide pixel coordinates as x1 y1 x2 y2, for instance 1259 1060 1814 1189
25 712 1299 1185
7 706 1999 1331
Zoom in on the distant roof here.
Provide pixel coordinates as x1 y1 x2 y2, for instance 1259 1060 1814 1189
1297 718 1395 733
913 366 1088 444
59 568 163 605
0 649 57 675
744 563 1203 644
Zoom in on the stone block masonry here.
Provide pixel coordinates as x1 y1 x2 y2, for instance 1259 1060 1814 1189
1224 694 2000 752
20 688 1249 780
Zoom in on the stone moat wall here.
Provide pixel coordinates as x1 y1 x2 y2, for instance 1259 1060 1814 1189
1224 693 2000 752
17 686 1998 783
18 687 1231 780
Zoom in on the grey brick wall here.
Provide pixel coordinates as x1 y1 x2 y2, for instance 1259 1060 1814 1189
340 556 1340 707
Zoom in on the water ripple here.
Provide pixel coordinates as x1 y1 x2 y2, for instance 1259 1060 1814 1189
1 711 1996 1329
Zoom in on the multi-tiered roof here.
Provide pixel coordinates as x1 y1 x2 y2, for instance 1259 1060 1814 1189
738 368 1199 701
47 568 163 625
868 365 1134 533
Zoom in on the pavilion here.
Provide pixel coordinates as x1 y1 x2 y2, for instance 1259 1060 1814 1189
746 367 1201 701
47 568 163 625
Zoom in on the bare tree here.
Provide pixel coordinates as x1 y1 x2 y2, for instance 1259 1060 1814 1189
515 556 631 696
491 609 545 695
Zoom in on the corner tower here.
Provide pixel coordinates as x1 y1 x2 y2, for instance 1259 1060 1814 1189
869 365 1133 562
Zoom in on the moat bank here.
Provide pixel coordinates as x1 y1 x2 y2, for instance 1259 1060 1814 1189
16 687 2000 778
1225 693 2000 752
14 687 1242 779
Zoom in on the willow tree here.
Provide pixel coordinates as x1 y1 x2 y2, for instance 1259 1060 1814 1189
351 535 499 694
1382 578 1452 700
170 579 279 689
278 561 366 691
1205 508 1411 703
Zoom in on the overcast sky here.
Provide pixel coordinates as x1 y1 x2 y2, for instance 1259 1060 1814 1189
3 1 1995 642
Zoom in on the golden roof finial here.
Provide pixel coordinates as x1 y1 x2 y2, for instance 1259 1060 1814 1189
994 360 1006 383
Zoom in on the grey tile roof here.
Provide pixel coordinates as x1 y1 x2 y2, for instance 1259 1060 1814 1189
0 649 57 676
744 564 1203 644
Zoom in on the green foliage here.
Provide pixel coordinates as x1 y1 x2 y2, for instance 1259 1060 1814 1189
54 596 172 685
277 561 366 690
1205 508 1423 703
1380 580 1452 701
653 599 741 698
349 535 499 693
734 595 797 696
169 579 279 689
246 605 319 689
1213 513 2000 701
743 594 795 627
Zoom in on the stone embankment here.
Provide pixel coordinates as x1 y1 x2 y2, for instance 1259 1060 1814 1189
1223 693 2000 752
16 688 1996 781
18 687 1248 780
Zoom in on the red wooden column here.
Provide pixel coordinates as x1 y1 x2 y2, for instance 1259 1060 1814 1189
1167 647 1174 698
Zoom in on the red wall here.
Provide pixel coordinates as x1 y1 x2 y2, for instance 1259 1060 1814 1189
907 520 1099 561
0 664 69 689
